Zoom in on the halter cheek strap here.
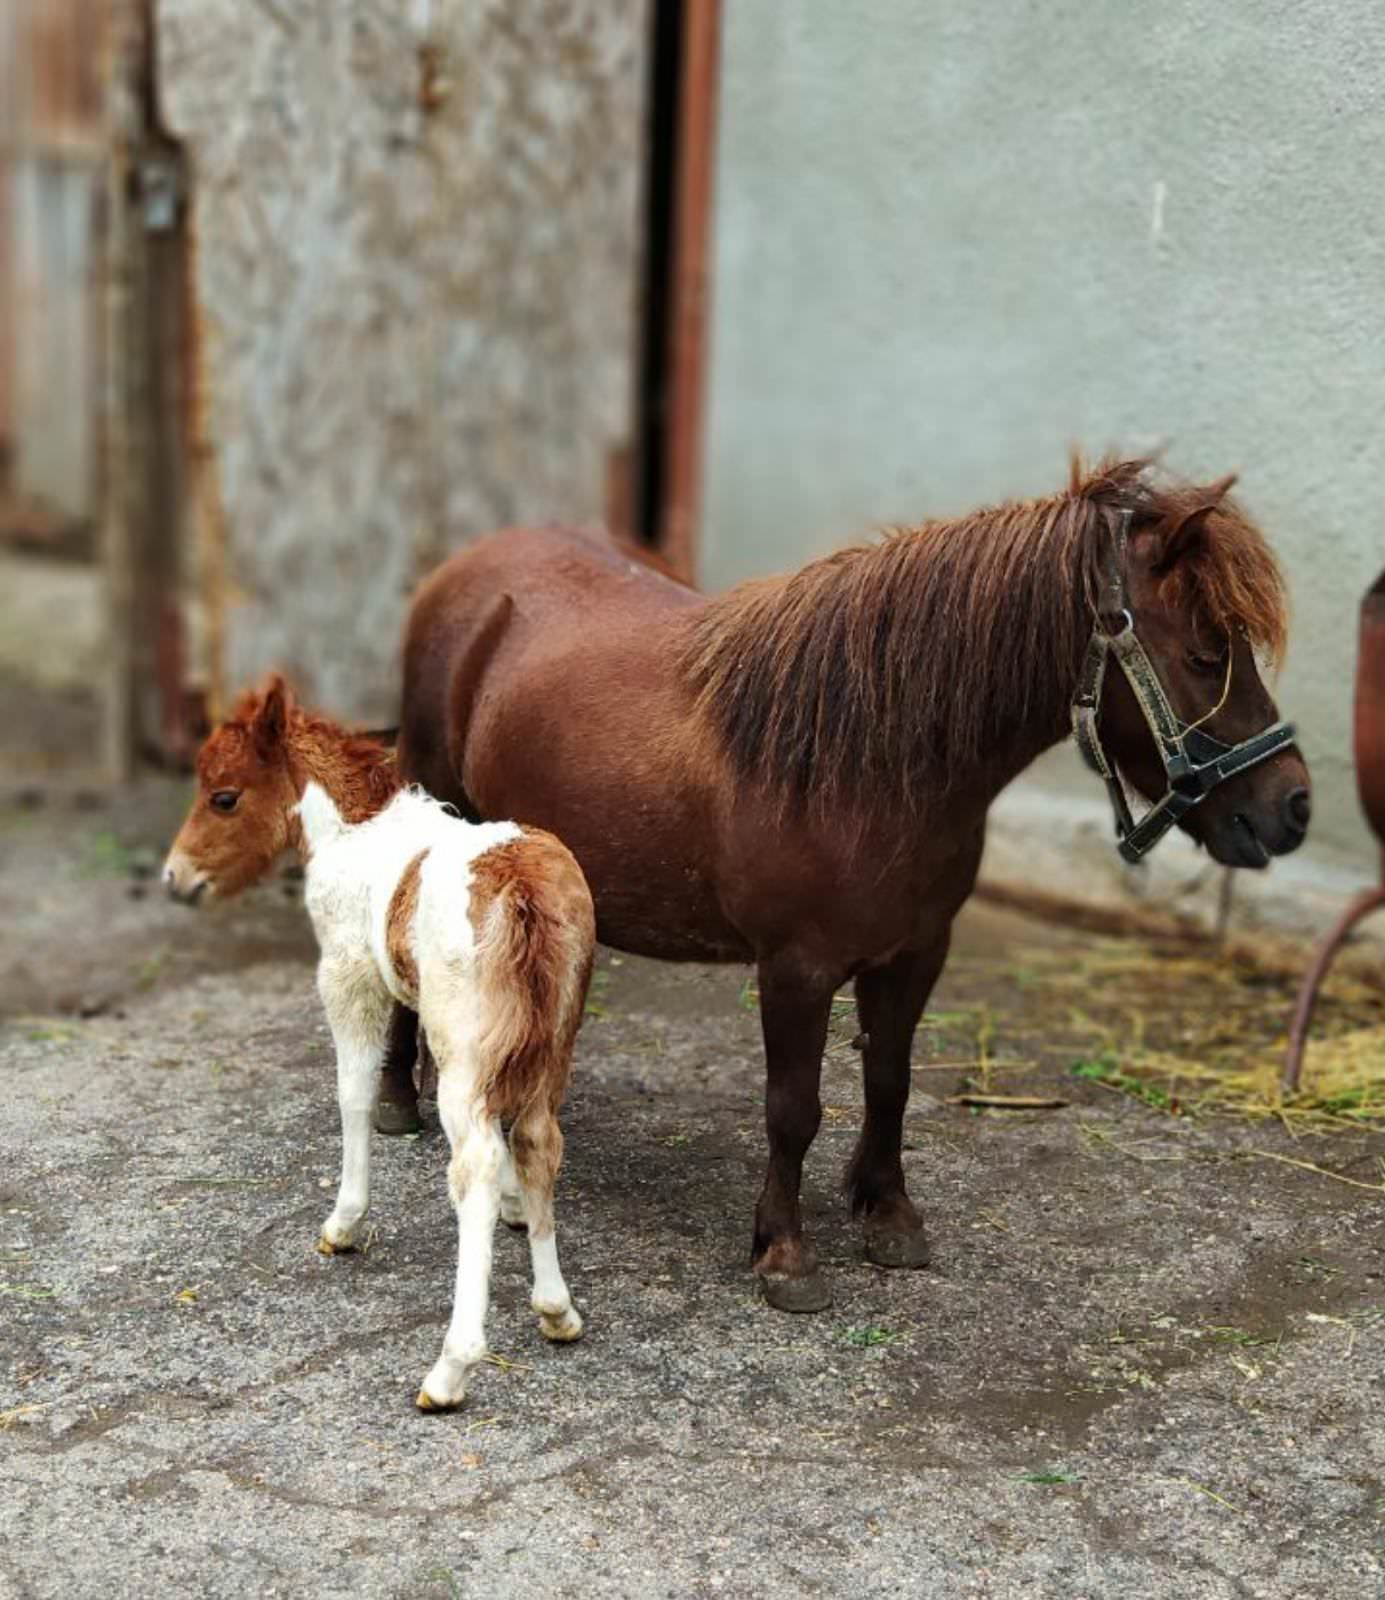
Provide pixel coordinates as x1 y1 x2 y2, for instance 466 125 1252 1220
1071 510 1298 864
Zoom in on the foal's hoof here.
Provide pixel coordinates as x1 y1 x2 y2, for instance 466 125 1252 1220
537 1305 584 1343
375 1099 421 1137
415 1387 464 1414
864 1224 931 1270
759 1269 833 1314
316 1234 354 1257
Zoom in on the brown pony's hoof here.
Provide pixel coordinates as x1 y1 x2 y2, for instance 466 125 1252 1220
759 1269 833 1313
375 1099 421 1136
864 1224 931 1270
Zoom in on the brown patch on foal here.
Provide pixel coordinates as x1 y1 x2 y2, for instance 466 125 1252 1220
467 830 595 1123
386 850 428 1000
169 675 405 901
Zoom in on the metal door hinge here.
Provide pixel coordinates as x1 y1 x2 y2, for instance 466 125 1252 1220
138 152 183 231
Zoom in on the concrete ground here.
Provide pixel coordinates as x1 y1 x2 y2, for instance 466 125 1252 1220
0 554 104 781
2 781 1383 1599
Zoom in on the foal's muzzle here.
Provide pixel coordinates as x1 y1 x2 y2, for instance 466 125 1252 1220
162 853 211 905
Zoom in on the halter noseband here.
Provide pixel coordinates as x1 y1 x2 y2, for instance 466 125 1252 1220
1071 509 1297 864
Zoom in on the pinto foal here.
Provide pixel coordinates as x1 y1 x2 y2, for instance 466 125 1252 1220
163 675 594 1409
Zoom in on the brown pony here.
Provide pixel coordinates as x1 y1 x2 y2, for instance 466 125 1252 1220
386 457 1310 1311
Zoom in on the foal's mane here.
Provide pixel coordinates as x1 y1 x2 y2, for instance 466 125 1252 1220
681 456 1287 813
210 684 403 824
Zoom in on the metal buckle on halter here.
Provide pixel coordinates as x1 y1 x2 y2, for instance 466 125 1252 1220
1070 511 1297 864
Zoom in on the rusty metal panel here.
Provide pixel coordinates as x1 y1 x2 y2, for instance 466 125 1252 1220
18 0 107 152
11 155 98 519
0 0 107 153
0 3 19 153
0 166 11 457
659 0 722 581
0 0 108 522
0 6 18 460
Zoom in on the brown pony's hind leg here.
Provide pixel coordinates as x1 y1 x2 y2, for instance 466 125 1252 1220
847 940 950 1269
752 960 835 1313
375 1003 422 1136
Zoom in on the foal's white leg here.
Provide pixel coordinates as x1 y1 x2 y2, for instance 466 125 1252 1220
511 1112 582 1343
317 974 390 1254
417 1074 505 1411
527 1227 582 1343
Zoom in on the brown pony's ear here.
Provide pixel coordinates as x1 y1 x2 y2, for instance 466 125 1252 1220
1152 473 1238 574
253 673 292 758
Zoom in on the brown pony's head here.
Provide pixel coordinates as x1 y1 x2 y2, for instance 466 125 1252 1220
1086 467 1309 867
163 676 303 903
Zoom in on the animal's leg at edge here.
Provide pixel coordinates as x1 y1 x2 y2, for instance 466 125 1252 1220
511 1106 582 1342
318 988 391 1254
1282 885 1385 1094
418 1075 505 1411
848 939 950 1269
375 1002 421 1136
752 959 835 1313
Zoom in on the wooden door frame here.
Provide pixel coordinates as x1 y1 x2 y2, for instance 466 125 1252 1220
103 0 199 778
632 0 722 583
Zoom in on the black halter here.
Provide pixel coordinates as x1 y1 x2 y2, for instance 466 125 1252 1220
1071 510 1297 864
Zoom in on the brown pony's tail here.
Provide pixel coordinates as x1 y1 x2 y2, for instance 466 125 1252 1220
469 832 596 1122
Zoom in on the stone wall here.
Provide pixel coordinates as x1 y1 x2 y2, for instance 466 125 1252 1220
158 0 649 722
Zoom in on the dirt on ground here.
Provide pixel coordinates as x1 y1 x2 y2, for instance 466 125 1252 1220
0 555 104 782
2 780 1383 1599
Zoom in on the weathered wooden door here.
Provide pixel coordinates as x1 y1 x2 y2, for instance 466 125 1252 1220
0 0 109 782
1 0 106 531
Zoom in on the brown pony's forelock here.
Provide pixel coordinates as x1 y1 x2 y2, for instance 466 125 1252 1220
681 455 1289 814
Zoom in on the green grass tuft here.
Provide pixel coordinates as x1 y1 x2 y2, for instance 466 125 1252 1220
1071 1052 1181 1113
838 1324 905 1349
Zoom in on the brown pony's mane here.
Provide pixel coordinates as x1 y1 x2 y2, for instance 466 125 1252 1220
206 683 403 824
681 456 1288 813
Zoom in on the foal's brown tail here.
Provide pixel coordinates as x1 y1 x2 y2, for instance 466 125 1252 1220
469 830 596 1123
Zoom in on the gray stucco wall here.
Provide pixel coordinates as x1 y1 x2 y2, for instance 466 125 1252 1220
158 0 648 723
702 1 1385 890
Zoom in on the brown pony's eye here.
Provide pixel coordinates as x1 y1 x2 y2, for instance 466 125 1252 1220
1186 644 1229 678
210 790 240 814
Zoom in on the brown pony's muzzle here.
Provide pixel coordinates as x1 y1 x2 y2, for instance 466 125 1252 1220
1187 747 1312 868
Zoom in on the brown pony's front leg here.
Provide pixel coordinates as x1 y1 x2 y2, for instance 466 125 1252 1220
752 960 835 1313
375 1003 421 1136
847 940 949 1268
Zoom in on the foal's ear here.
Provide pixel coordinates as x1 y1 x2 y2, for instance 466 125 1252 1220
253 673 292 757
1152 473 1238 574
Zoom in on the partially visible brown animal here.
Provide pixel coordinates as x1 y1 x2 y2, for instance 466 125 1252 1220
164 676 595 1407
385 458 1310 1312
